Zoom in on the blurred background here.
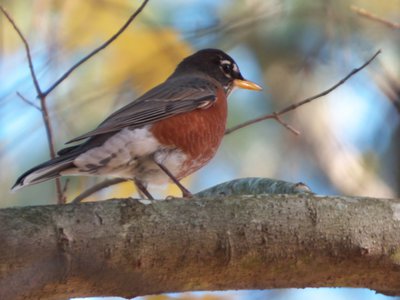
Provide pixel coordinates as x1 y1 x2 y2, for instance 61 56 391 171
1 0 399 299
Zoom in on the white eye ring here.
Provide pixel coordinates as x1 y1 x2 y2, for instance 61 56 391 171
232 63 239 73
220 59 239 75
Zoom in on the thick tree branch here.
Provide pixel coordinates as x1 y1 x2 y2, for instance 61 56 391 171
1 187 400 299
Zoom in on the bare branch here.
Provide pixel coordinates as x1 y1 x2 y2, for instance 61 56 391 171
351 5 400 29
2 1 150 203
71 178 127 203
0 6 43 97
42 0 150 97
225 50 382 135
272 113 300 135
16 92 41 111
1 5 64 203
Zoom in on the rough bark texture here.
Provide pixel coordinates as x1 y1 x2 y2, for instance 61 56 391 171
1 193 400 299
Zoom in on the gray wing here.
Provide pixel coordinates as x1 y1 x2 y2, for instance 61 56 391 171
67 76 218 143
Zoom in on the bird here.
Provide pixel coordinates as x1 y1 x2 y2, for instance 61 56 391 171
12 48 262 199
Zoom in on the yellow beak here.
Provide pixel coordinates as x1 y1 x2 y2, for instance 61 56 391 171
233 79 263 91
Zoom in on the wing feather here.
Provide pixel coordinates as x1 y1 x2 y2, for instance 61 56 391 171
67 76 218 143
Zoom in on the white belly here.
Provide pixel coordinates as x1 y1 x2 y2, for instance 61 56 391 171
63 127 187 185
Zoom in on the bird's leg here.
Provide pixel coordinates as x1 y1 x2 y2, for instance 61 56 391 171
155 161 192 198
133 178 154 200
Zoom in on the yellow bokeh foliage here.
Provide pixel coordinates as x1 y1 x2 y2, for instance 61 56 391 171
61 0 192 91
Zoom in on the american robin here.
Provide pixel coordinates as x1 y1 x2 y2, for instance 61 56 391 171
12 49 262 199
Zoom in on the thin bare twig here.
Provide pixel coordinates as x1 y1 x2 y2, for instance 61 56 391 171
351 5 400 29
3 0 149 204
273 113 300 135
16 92 41 111
0 7 42 96
72 178 127 203
42 0 150 97
1 5 64 203
225 50 382 135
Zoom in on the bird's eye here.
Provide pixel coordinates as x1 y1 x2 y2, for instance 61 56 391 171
221 64 232 74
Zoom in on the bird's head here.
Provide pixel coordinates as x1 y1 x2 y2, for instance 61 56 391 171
173 48 262 94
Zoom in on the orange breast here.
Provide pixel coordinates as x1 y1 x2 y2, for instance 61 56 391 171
150 88 228 179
